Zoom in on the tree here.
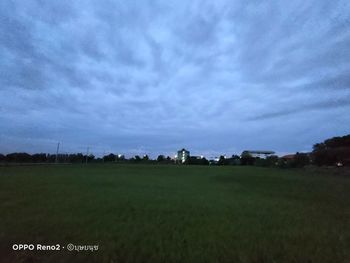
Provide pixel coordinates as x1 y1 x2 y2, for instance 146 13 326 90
103 153 116 162
228 155 241 165
116 155 125 162
293 152 310 167
87 154 95 162
217 156 226 165
186 157 209 165
157 155 165 162
255 155 279 167
68 153 84 163
6 153 32 163
312 134 350 166
134 155 141 162
32 153 47 163
240 151 255 165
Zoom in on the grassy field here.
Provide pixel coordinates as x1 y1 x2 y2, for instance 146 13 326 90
0 164 349 263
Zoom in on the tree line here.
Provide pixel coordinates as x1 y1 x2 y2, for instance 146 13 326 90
312 134 350 166
238 134 349 168
0 153 174 164
1 134 349 167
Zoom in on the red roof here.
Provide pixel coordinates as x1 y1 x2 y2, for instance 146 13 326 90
281 154 295 160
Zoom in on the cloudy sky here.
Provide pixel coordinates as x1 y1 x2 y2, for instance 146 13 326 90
1 0 349 157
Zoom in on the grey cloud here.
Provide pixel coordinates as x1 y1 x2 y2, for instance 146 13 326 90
300 71 350 91
249 97 350 121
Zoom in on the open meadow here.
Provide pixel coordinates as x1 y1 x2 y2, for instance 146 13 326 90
0 164 349 263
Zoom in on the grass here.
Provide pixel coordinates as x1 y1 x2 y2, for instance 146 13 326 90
0 164 349 262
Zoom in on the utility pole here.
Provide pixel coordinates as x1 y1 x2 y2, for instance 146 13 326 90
55 142 60 163
85 147 89 164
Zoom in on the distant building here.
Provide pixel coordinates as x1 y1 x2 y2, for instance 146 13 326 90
242 150 275 159
281 154 295 160
191 155 204 160
176 148 190 163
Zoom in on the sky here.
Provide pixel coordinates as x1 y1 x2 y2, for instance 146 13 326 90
0 0 350 158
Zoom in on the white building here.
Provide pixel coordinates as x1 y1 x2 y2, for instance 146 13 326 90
176 148 190 163
242 150 275 159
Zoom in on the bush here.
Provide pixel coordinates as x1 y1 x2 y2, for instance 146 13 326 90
294 152 310 167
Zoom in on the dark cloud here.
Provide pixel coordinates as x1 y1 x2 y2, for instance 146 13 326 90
1 0 350 156
249 97 350 120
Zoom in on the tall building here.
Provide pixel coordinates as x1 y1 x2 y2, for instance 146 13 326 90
176 148 190 163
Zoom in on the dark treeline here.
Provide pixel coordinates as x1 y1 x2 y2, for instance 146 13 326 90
0 153 175 165
312 134 350 166
214 153 310 168
239 134 350 168
0 153 95 164
1 134 349 167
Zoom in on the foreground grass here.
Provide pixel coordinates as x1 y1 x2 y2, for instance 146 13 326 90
0 164 349 262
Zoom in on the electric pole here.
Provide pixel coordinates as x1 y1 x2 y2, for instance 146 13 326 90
55 142 60 163
85 147 89 164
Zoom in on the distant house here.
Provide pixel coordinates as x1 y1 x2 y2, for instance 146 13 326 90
190 155 204 160
242 150 275 159
281 154 295 160
176 148 190 163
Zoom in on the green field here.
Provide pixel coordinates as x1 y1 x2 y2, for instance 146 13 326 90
0 164 349 263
